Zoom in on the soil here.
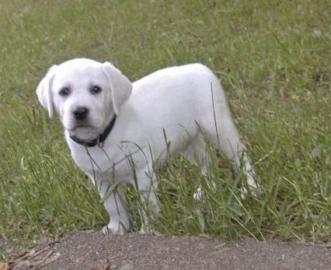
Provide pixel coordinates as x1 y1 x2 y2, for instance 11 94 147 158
4 231 331 270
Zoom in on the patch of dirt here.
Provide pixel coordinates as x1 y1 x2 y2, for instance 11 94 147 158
4 231 331 270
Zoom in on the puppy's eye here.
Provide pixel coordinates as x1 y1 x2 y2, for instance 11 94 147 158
59 87 71 97
90 85 102 95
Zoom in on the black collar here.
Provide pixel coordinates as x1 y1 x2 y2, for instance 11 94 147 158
70 115 117 147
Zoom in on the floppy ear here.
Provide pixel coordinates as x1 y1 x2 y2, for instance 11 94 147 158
36 65 58 118
102 62 132 115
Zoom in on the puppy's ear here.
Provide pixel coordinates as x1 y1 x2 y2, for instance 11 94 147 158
102 62 132 115
36 65 58 118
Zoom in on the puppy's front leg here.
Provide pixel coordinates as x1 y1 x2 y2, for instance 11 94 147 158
135 169 160 233
93 177 130 234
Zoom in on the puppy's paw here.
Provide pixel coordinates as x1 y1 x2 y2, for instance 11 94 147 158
102 222 128 235
193 186 203 201
240 184 261 200
193 181 217 201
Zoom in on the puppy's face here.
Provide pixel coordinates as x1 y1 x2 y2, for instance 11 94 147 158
53 61 112 140
36 58 132 141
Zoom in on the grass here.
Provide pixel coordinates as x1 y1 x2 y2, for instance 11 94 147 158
0 0 330 258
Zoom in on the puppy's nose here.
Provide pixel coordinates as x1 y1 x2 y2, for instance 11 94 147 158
73 107 89 120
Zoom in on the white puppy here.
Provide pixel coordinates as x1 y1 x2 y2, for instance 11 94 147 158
36 58 258 234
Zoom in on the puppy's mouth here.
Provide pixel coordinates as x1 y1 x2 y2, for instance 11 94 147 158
67 119 99 131
68 124 101 142
70 123 95 131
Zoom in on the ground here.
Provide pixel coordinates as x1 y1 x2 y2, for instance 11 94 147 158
4 231 331 270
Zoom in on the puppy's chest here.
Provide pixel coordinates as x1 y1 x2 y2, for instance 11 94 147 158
69 144 138 181
70 146 117 174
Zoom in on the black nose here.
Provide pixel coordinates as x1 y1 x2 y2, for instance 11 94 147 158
73 107 89 120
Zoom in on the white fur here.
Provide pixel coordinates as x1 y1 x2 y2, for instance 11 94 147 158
36 58 258 234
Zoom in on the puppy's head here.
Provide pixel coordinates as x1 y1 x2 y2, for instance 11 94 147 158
36 58 132 140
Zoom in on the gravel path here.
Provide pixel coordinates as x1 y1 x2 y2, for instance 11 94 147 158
5 231 331 270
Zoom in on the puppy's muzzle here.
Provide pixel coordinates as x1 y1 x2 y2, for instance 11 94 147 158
73 106 89 121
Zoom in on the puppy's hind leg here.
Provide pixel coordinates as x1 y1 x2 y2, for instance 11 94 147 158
202 85 259 198
211 118 258 198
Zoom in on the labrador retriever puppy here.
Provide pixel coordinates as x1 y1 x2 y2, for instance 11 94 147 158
36 58 258 234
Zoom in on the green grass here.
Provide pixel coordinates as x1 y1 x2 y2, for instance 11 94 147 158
0 0 330 257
